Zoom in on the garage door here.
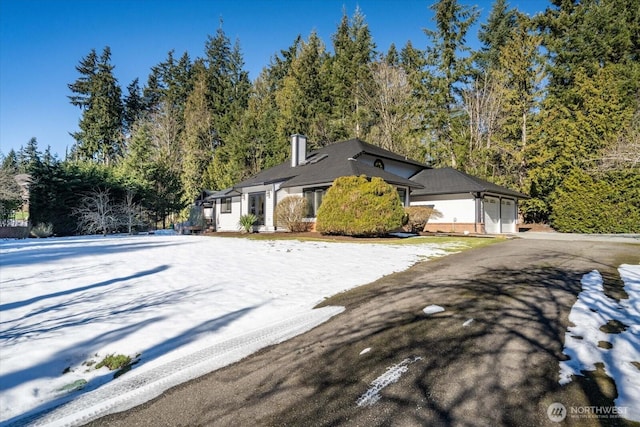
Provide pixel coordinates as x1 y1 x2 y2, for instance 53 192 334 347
500 199 516 233
484 197 500 234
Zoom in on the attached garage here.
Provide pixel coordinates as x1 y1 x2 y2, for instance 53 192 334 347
410 168 529 234
484 196 500 234
483 196 517 234
500 198 517 233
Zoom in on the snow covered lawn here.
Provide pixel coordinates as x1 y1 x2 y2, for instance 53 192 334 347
559 265 640 421
0 233 456 424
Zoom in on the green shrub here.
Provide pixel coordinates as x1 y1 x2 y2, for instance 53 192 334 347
239 214 258 233
95 354 131 371
316 175 405 236
30 222 53 238
403 206 441 233
550 168 640 233
276 196 309 232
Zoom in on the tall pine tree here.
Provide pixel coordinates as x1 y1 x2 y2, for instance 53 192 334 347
68 47 124 165
423 0 479 168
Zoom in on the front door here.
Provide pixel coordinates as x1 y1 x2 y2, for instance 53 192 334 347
249 193 265 226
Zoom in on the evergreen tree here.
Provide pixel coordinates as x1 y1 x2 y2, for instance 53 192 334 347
181 64 215 204
204 25 251 148
476 0 517 72
17 137 42 173
123 78 145 134
151 50 193 113
1 149 18 172
265 37 301 93
492 13 545 188
385 43 400 66
423 0 479 168
539 0 640 93
329 7 377 139
206 71 281 190
68 47 124 164
524 0 640 223
119 120 184 228
275 32 333 147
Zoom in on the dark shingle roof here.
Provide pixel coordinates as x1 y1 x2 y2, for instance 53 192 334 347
410 167 529 198
206 188 242 200
234 138 424 189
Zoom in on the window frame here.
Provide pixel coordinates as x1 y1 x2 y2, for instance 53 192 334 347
220 197 232 214
303 186 329 218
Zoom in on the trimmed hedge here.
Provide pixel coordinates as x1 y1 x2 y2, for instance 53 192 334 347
550 168 640 233
316 175 405 236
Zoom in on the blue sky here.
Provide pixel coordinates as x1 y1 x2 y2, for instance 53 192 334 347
0 0 548 159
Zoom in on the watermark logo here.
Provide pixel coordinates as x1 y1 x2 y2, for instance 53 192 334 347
547 402 567 422
547 403 629 422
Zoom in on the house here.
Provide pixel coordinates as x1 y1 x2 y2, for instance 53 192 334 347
197 135 528 234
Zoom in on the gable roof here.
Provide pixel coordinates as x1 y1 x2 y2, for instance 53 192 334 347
234 138 425 189
205 187 242 200
410 167 529 199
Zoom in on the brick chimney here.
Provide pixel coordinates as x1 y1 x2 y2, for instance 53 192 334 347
291 134 307 167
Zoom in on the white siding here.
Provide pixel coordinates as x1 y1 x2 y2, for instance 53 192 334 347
235 184 281 231
215 197 241 231
358 153 423 178
411 194 476 224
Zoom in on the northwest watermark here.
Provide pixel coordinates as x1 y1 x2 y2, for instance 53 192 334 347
547 402 629 422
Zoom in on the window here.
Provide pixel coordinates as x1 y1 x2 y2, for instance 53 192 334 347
303 187 328 217
220 197 232 213
248 193 265 225
396 188 406 206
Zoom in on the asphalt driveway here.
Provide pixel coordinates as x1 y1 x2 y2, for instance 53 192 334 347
89 238 639 427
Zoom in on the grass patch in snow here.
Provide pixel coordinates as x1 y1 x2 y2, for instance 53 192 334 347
95 354 132 371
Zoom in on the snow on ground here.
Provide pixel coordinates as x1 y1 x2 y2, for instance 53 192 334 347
356 357 422 407
559 264 640 421
0 233 455 424
422 305 445 315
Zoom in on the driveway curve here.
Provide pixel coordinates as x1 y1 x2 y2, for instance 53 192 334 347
88 238 639 427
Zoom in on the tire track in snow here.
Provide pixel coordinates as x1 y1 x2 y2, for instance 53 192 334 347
5 307 344 427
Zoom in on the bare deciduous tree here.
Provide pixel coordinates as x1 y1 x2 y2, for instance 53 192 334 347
462 71 504 152
74 188 119 236
119 189 145 234
362 61 417 157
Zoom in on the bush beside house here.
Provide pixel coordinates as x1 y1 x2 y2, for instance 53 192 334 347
316 175 405 236
275 196 309 232
403 206 441 233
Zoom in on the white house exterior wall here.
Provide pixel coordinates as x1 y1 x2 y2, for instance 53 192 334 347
239 184 276 232
215 197 241 231
357 153 422 178
411 194 476 224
